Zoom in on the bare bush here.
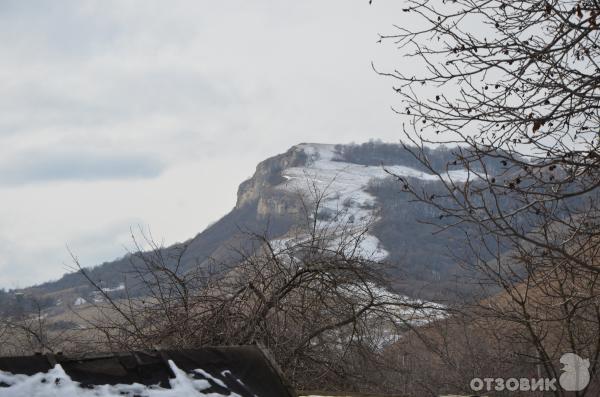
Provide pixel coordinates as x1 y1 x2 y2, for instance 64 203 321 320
71 186 437 393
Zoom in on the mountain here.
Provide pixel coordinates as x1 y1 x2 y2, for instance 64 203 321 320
16 141 481 311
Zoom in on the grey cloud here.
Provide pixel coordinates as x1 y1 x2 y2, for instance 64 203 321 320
0 0 413 288
0 150 164 186
0 68 234 139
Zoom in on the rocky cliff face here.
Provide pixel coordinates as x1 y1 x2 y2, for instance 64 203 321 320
235 145 308 212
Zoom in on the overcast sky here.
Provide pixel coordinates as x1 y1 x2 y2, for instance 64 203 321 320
0 0 414 288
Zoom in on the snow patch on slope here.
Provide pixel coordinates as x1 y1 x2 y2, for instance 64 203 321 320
278 143 467 261
101 283 125 293
73 297 87 306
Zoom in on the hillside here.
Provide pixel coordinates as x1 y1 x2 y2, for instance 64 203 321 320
14 141 482 311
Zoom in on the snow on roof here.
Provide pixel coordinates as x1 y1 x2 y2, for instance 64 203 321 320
0 360 240 397
0 347 295 397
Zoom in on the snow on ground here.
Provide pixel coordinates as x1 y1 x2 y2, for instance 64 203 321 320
269 144 453 336
273 144 452 336
101 283 125 293
0 360 242 397
354 282 447 347
73 297 87 306
340 281 447 325
278 143 467 261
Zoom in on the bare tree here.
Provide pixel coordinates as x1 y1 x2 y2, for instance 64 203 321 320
71 184 437 394
373 0 600 395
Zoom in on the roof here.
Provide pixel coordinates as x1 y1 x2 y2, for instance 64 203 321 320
0 345 296 397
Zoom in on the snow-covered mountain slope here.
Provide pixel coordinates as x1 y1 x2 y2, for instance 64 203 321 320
25 141 477 304
276 143 468 261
